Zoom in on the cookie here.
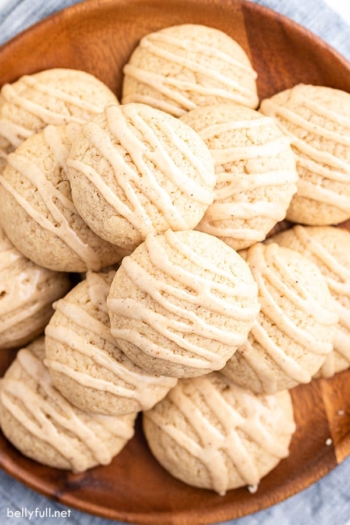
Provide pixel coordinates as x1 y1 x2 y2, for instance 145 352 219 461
143 372 295 494
260 84 350 225
0 124 125 272
67 103 216 251
270 225 350 377
122 24 258 117
181 104 298 250
221 243 338 393
0 68 118 167
0 227 70 350
107 229 260 378
0 338 136 472
45 271 177 416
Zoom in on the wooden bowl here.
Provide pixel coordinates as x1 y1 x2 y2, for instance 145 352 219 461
1 0 350 524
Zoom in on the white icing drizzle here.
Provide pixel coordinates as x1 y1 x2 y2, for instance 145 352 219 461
86 270 114 314
1 348 134 472
292 226 350 367
0 73 105 152
0 119 32 148
121 93 186 118
145 376 294 494
68 103 214 238
195 116 297 242
261 89 350 212
198 116 275 139
45 273 176 410
210 136 291 164
145 33 257 75
108 230 259 369
123 32 258 113
318 351 335 378
333 325 350 363
1 76 100 122
215 170 296 198
297 92 350 128
203 200 288 221
234 243 337 391
18 75 103 113
43 124 80 174
0 230 66 334
0 134 102 269
274 103 350 146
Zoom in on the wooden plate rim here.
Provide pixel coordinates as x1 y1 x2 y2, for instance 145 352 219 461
0 0 349 524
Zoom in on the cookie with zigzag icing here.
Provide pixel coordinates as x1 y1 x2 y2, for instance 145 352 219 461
181 104 298 250
0 338 136 472
0 68 118 171
45 270 177 416
143 372 295 494
67 103 216 251
0 226 70 349
270 225 350 378
0 124 124 272
260 84 350 225
221 242 338 393
122 24 258 117
107 229 260 378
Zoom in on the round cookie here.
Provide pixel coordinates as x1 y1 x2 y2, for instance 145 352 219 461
107 229 260 378
122 24 258 117
0 338 136 472
67 103 216 251
221 243 338 394
270 225 350 377
0 124 125 272
0 227 70 350
45 270 177 416
0 68 118 166
143 372 295 494
181 104 298 250
260 84 350 225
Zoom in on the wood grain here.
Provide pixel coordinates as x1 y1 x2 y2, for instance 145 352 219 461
0 0 350 523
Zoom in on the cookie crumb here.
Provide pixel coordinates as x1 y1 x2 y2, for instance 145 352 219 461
337 409 345 416
325 438 332 446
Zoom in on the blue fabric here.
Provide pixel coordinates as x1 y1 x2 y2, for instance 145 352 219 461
252 0 350 62
0 1 350 524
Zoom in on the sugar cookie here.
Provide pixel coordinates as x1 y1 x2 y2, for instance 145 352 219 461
122 24 258 116
221 243 338 393
0 338 136 472
143 373 295 494
107 229 259 378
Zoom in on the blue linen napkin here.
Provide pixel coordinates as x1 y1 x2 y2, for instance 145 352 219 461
0 1 350 524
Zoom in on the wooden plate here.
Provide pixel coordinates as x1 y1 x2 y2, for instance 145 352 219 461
1 0 350 523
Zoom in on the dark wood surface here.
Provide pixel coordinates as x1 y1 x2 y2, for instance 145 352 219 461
0 0 350 523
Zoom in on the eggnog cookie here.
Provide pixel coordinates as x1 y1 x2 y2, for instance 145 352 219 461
0 227 70 350
0 124 125 272
122 24 258 117
221 243 338 394
270 225 350 377
0 68 118 166
67 103 216 251
143 373 295 494
260 84 350 225
107 229 259 378
45 271 177 416
0 338 136 472
181 105 298 250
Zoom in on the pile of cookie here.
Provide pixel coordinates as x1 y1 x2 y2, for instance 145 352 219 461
0 23 350 496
